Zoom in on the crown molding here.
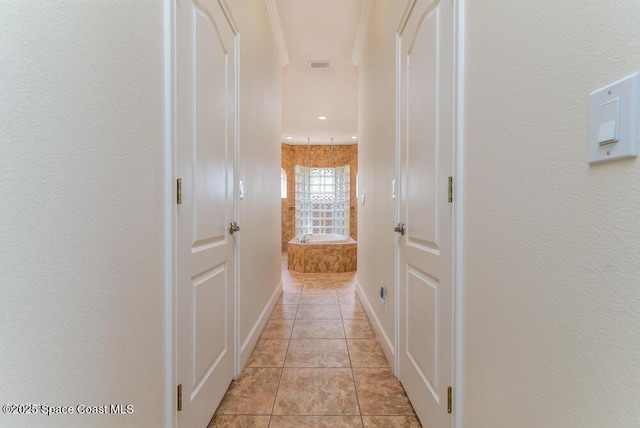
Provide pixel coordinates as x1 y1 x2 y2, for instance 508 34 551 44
265 0 290 66
351 0 373 66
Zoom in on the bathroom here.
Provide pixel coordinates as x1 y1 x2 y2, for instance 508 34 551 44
281 142 358 273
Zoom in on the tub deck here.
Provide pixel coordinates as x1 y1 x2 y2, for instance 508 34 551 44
287 236 357 273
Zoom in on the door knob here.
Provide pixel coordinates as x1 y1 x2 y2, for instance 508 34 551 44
229 222 240 235
394 222 405 235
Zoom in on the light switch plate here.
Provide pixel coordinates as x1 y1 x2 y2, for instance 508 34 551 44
589 72 639 164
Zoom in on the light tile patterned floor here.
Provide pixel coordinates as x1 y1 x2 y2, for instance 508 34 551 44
209 259 421 428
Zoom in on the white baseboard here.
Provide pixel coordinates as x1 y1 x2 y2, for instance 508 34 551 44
356 279 395 370
239 281 282 370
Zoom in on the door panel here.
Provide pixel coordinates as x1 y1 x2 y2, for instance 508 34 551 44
194 5 229 243
177 0 237 426
398 0 454 427
193 264 227 388
407 267 438 391
407 7 439 249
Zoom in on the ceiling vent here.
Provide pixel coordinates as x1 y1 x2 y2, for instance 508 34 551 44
309 60 331 69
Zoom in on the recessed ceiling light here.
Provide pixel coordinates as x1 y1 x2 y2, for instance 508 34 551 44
318 116 327 120
351 136 357 139
285 136 293 140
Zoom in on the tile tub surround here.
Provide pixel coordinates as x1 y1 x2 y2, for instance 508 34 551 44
210 271 421 428
287 237 357 273
281 143 358 251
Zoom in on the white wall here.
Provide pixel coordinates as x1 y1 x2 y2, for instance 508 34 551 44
357 0 407 361
0 2 167 427
359 0 640 426
226 0 283 368
462 1 640 426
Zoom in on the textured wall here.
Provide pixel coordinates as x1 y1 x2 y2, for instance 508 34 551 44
0 2 166 426
229 0 284 363
356 0 407 359
281 144 358 250
281 144 295 249
463 1 640 426
358 0 640 425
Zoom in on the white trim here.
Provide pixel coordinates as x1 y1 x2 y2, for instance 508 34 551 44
393 31 403 379
239 282 283 369
453 0 465 425
233 32 242 379
351 0 373 66
356 280 395 368
265 0 290 66
164 0 177 425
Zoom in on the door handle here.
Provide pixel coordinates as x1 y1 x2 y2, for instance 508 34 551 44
229 222 240 235
394 222 405 235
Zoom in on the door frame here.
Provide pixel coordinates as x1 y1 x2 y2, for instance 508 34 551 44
393 0 465 426
165 0 241 426
452 1 465 425
165 0 177 426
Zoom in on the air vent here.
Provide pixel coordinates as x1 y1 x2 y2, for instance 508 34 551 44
309 60 331 69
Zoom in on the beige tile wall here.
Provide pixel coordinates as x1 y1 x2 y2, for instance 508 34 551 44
287 240 357 273
281 143 358 251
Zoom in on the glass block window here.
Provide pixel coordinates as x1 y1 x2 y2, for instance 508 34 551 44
295 165 350 236
281 168 287 198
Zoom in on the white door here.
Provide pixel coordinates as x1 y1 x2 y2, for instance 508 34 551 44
397 0 455 427
176 0 237 426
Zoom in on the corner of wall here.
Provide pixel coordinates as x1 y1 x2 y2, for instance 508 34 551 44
356 278 396 369
239 282 282 371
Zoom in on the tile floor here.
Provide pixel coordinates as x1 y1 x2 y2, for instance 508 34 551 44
208 256 421 427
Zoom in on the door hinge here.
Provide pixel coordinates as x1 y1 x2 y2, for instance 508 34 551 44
448 177 453 203
177 384 182 411
447 386 452 414
177 178 182 205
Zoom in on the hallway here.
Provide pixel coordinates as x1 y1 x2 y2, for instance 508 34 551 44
208 260 421 427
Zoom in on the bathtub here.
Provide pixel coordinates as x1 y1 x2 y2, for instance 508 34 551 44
288 235 357 273
300 234 350 244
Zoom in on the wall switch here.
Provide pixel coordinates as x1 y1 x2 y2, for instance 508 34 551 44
596 99 619 145
239 180 245 200
589 72 639 164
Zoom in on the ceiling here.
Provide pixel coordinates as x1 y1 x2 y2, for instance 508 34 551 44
274 0 366 145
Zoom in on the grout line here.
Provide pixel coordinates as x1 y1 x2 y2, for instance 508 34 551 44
270 413 364 417
219 271 373 425
272 271 306 420
268 282 297 421
269 267 299 421
341 290 364 424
